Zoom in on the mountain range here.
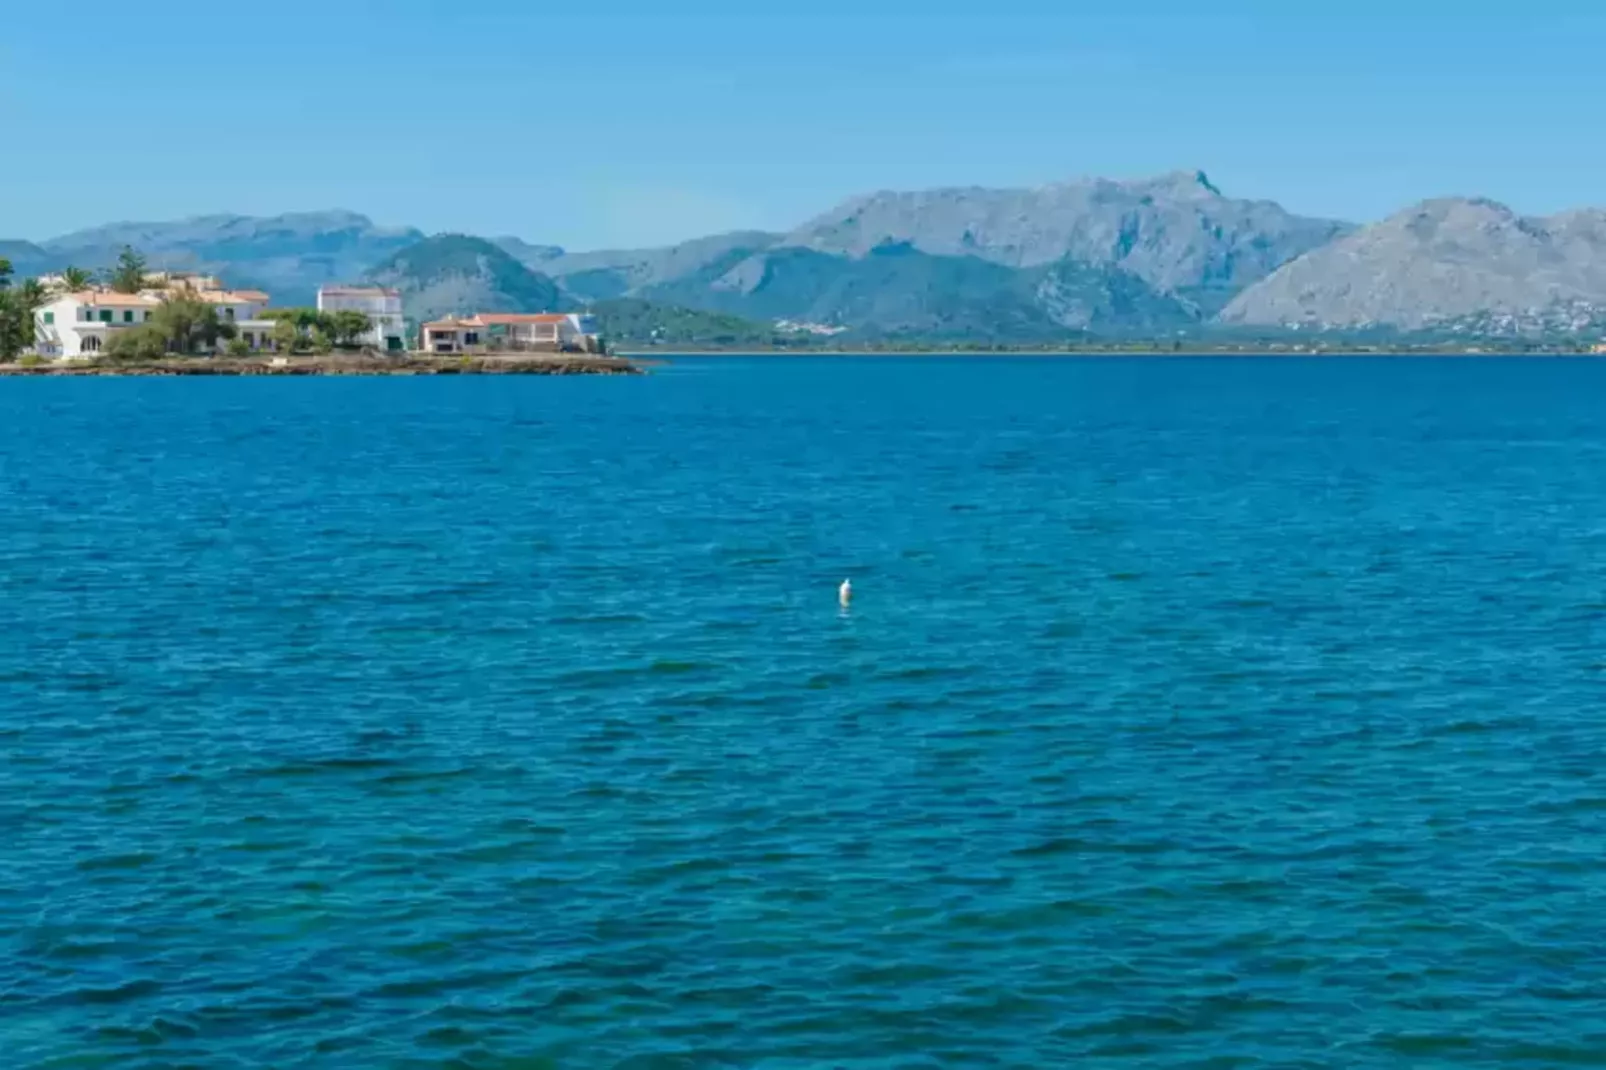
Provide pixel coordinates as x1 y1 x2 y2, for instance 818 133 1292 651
8 173 1606 341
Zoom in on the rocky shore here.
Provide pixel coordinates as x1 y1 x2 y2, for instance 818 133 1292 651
0 353 643 377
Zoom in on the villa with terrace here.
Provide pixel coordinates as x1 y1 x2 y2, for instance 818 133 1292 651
32 285 276 358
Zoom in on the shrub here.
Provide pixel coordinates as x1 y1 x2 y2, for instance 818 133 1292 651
105 325 169 361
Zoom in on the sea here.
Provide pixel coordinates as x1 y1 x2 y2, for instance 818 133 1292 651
4 356 1606 1068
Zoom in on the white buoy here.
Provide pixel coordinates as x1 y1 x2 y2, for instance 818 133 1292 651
839 578 853 609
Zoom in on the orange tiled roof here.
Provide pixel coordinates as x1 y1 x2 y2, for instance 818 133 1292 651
68 291 161 308
424 312 583 331
195 290 269 305
477 313 568 325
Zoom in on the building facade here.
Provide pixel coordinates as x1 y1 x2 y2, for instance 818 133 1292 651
317 286 406 352
33 288 277 358
419 313 600 354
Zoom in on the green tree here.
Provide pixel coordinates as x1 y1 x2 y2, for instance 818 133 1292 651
58 266 94 291
109 247 148 294
146 295 234 355
270 318 301 353
225 336 251 358
327 309 372 347
0 297 24 361
309 326 334 354
0 275 47 362
279 307 324 331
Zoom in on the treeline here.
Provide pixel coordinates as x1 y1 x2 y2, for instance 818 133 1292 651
103 305 375 360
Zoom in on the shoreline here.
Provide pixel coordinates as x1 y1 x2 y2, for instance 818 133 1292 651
0 353 643 377
619 347 1606 359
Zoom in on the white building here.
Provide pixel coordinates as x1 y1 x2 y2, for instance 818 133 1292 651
418 313 600 354
317 286 406 352
33 288 277 358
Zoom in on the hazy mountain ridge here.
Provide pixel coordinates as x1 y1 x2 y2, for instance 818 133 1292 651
508 231 785 304
38 211 425 305
0 240 56 278
770 171 1352 312
9 176 1606 338
633 242 1198 339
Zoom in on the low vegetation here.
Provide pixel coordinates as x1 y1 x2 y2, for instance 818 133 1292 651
590 298 815 349
260 308 372 353
106 295 236 359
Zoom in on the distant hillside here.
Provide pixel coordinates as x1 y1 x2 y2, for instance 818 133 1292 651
364 235 565 322
494 237 566 265
0 241 56 278
40 211 423 305
22 172 1606 340
772 171 1352 315
590 298 789 346
509 174 1343 334
1222 198 1606 330
644 242 1195 339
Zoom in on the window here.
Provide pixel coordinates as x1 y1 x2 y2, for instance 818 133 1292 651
99 310 113 323
123 311 135 323
464 332 480 345
144 311 152 321
42 312 54 325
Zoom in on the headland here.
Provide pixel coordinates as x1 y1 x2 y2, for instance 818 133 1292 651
0 353 643 377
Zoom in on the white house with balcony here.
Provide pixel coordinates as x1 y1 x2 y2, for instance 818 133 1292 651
317 285 406 352
32 287 278 358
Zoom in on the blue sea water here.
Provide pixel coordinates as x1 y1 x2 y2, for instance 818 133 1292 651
4 357 1606 1069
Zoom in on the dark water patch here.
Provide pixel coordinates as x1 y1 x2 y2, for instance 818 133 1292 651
253 756 402 778
1010 836 1169 858
63 979 164 1007
550 613 649 626
649 659 722 676
74 851 159 872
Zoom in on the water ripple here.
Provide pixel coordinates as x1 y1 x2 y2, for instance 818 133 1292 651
4 361 1606 1067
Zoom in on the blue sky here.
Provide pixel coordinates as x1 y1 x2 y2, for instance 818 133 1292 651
3 0 1602 249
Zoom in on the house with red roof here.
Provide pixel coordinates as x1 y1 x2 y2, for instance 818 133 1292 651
419 312 600 355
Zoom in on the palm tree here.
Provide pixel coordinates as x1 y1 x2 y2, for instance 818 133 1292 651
17 278 46 310
58 266 93 292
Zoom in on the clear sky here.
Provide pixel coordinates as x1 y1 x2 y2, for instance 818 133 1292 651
3 0 1602 249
